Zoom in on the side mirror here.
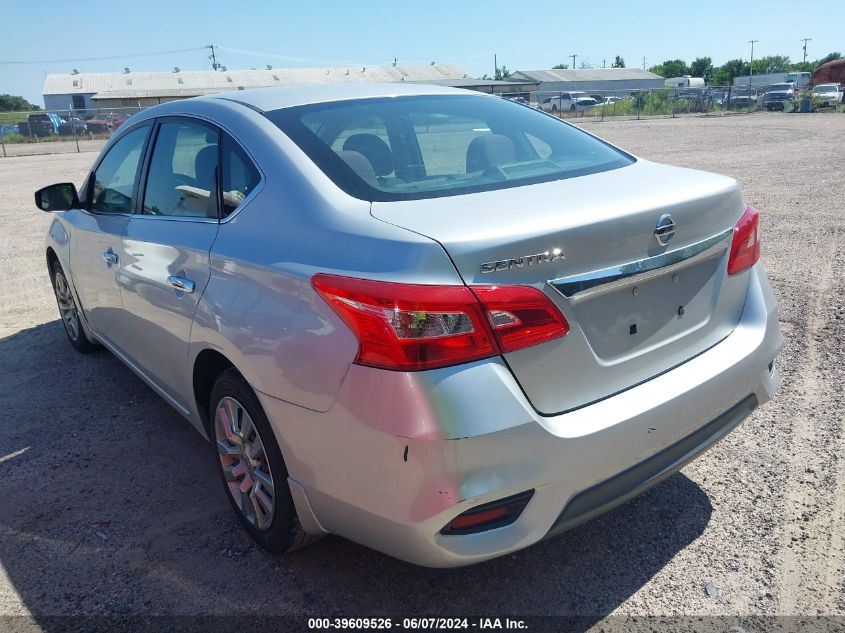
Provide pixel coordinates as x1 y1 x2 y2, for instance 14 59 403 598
35 182 79 212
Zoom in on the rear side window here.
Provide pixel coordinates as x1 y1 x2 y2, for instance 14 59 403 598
268 95 633 202
142 121 219 218
90 126 149 214
221 133 261 217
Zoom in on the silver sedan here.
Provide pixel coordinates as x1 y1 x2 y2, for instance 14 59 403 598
36 84 783 567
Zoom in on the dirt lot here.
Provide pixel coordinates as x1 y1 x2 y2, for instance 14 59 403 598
0 112 843 627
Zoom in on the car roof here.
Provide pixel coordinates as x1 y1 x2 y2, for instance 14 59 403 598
197 82 486 113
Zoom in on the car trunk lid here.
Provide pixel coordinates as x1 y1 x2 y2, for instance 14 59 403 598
371 159 750 414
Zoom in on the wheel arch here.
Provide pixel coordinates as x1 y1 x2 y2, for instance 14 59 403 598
46 246 59 274
192 349 240 436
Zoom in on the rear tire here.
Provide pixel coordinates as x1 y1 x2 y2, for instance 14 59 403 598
50 260 96 353
210 368 320 554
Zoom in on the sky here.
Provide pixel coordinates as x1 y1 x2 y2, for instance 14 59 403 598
1 0 842 106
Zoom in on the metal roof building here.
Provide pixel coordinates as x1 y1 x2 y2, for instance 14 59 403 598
42 64 537 111
510 68 665 97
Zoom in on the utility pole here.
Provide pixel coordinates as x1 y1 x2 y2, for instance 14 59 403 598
602 59 606 68
643 56 646 70
801 38 811 63
748 40 758 83
207 44 220 71
571 54 577 69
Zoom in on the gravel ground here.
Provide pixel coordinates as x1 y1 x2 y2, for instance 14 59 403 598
0 112 843 627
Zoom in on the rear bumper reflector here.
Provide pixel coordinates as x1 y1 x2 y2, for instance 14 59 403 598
441 490 535 535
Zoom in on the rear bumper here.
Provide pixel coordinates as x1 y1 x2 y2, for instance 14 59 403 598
258 264 783 567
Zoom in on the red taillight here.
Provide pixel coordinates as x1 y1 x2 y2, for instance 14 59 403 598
311 274 569 371
311 274 497 371
727 204 761 275
472 285 569 353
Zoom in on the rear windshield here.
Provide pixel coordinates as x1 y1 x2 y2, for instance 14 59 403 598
267 95 633 202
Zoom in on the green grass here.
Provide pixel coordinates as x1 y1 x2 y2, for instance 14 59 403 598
0 111 29 126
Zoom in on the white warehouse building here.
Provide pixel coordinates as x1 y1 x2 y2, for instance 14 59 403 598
510 67 665 97
42 64 538 112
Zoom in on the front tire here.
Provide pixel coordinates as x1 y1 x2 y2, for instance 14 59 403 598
50 260 96 353
211 368 319 554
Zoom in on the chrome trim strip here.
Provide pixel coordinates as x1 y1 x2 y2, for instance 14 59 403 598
129 213 220 224
549 227 733 303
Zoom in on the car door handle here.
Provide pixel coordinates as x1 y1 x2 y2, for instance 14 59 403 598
102 250 119 265
167 275 195 294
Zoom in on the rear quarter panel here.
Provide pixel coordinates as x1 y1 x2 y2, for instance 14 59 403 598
186 106 463 414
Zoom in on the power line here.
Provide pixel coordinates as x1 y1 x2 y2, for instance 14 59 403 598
0 47 206 65
216 46 492 67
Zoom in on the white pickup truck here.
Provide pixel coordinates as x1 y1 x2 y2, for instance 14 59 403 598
541 91 598 113
811 83 843 107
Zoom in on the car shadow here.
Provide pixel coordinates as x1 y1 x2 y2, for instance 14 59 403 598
0 320 713 626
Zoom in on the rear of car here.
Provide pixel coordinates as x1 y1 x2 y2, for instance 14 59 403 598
261 92 783 566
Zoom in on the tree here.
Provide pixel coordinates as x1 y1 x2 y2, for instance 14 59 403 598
611 56 625 68
552 63 569 69
816 52 842 66
494 65 511 80
689 57 713 80
0 94 39 112
649 59 689 78
752 55 790 75
579 60 594 69
710 59 748 86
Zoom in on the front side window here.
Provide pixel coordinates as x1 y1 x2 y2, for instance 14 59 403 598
268 95 633 202
221 133 261 217
90 125 149 214
142 121 219 217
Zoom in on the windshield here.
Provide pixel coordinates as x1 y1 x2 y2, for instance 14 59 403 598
268 95 633 202
770 84 792 91
570 92 589 99
814 85 837 93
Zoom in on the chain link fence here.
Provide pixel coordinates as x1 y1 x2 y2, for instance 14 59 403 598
0 106 146 158
509 85 772 121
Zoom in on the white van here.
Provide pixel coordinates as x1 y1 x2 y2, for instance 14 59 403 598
664 76 705 88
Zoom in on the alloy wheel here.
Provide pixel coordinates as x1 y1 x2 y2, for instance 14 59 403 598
214 396 276 530
54 271 80 341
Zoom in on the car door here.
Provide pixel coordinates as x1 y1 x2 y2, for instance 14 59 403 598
66 123 151 347
117 117 226 409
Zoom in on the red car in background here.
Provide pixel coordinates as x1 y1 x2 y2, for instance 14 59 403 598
85 113 129 134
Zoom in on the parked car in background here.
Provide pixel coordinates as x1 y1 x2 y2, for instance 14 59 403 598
708 90 728 106
86 113 129 134
811 83 843 107
763 83 796 111
590 95 623 105
20 113 63 137
729 88 758 109
542 91 598 113
60 117 88 136
0 124 18 137
36 84 782 566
